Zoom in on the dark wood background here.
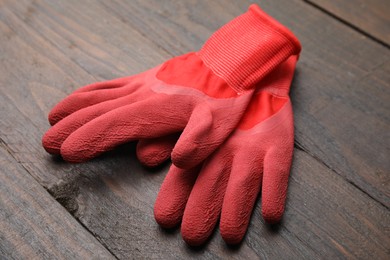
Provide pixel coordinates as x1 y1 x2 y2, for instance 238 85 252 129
1 0 389 259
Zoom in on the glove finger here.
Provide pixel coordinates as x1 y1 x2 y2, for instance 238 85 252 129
171 92 252 169
154 164 200 228
181 151 232 246
60 96 190 163
171 104 216 169
262 146 293 223
49 77 142 125
136 134 179 167
220 152 263 245
43 92 148 154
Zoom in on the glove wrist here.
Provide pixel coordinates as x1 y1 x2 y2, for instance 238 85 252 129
198 4 301 93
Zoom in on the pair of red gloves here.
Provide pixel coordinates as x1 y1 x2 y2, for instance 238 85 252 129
42 4 301 246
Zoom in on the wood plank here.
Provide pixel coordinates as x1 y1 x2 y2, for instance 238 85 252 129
257 0 390 208
0 144 114 259
281 149 389 259
305 0 390 46
0 0 389 258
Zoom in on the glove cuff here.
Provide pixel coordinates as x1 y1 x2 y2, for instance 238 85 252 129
198 4 301 93
260 55 299 97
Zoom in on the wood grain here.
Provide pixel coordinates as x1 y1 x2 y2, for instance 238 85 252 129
0 0 170 187
0 143 114 259
257 0 390 208
0 0 389 258
305 0 390 45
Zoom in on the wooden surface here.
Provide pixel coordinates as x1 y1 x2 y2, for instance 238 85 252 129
0 0 389 259
306 0 390 46
0 143 114 259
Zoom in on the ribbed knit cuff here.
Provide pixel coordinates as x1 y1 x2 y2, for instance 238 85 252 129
197 4 301 93
260 55 298 97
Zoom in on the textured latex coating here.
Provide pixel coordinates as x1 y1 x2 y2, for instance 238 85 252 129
146 56 298 246
43 62 253 168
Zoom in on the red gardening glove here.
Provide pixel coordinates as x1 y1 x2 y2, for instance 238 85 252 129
138 56 298 246
42 4 301 169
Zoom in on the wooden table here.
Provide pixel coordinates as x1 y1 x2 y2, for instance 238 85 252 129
1 0 389 259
